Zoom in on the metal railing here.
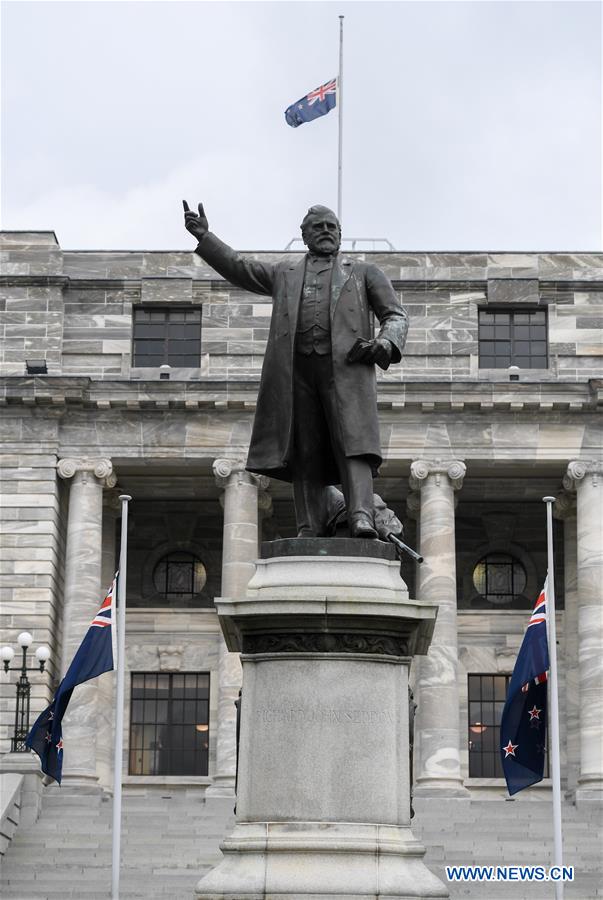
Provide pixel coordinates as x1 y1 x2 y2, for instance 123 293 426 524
284 237 396 252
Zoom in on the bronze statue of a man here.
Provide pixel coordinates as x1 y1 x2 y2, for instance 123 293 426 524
183 201 408 538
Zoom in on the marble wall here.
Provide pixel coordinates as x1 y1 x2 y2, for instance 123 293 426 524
0 453 66 754
1 231 601 792
2 233 601 381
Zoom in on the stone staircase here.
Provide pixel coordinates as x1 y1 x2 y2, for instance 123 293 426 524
0 787 232 899
413 797 602 899
1 787 601 899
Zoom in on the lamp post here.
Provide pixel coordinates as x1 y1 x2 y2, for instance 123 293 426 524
1 633 50 752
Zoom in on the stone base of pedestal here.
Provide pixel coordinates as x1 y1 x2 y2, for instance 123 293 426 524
0 752 45 828
575 784 603 808
195 540 448 900
59 775 102 792
195 821 448 899
413 782 470 799
205 776 236 799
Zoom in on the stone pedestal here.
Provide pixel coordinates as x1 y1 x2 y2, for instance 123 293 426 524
195 539 448 899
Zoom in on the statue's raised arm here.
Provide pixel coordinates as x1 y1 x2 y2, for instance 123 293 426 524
182 199 274 296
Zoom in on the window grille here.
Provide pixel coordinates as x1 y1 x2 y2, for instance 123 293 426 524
468 673 549 778
129 672 210 776
132 307 202 367
153 552 207 603
478 308 548 369
472 553 527 606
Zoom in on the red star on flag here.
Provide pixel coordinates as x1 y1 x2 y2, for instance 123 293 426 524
528 706 542 721
503 740 518 758
44 732 52 743
56 739 64 752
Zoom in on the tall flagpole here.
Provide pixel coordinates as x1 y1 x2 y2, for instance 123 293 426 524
337 15 344 223
543 496 564 900
112 494 131 900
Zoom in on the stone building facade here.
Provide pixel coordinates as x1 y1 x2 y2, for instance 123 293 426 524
1 231 602 806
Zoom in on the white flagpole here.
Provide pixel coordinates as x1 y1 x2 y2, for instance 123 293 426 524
337 15 344 223
543 496 564 900
112 494 132 900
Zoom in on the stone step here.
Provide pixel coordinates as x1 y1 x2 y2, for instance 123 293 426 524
2 791 600 900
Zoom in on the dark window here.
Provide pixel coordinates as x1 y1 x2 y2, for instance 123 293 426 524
472 553 527 606
468 674 510 777
478 308 548 369
153 552 207 603
132 307 202 367
129 672 210 776
468 674 549 778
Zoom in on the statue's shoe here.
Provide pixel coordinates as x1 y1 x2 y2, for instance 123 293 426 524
349 513 378 539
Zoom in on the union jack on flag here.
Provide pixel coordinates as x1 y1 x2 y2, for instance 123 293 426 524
500 579 550 794
285 78 337 128
26 575 118 784
527 587 547 628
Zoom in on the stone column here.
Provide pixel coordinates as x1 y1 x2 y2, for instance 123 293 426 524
409 459 468 797
57 457 116 787
562 460 603 805
97 490 121 790
406 490 422 780
206 458 267 797
553 490 579 798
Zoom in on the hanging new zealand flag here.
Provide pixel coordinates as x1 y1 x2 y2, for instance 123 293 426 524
500 581 549 795
285 78 337 127
26 576 117 784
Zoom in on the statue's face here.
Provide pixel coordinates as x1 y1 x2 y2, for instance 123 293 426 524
302 213 341 256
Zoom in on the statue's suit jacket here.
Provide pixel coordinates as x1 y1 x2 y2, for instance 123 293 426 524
195 233 409 484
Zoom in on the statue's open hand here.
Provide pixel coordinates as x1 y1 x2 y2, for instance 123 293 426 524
183 200 209 241
346 337 393 370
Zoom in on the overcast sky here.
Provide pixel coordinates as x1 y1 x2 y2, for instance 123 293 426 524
1 0 601 251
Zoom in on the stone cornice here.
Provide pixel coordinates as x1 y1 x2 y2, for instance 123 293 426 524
0 275 69 288
409 459 466 491
1 378 600 413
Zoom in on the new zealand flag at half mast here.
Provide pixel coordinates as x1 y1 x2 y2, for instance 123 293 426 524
26 576 117 784
500 581 550 795
285 78 337 127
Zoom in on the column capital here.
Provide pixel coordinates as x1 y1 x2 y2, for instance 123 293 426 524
213 457 269 491
57 457 117 488
409 458 466 492
553 490 577 520
562 459 603 492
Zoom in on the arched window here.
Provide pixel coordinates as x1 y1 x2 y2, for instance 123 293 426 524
472 553 527 606
152 552 207 603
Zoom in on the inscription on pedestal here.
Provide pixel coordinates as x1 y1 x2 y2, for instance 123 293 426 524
257 705 396 726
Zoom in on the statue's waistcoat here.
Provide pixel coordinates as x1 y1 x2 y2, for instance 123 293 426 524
295 255 333 356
